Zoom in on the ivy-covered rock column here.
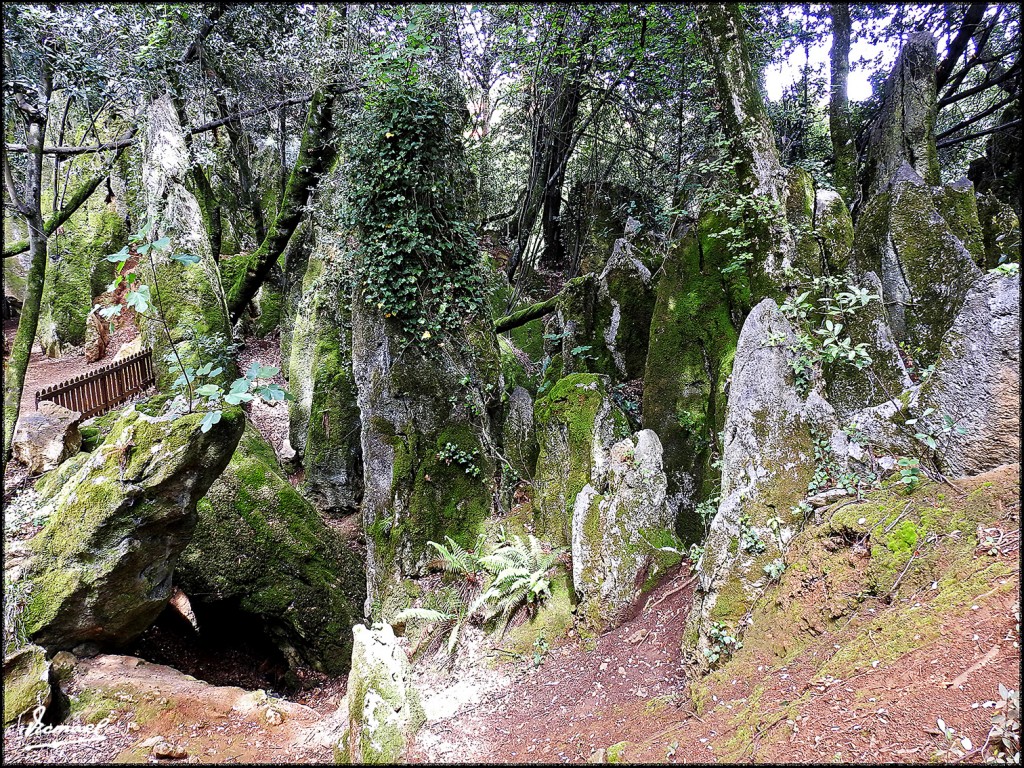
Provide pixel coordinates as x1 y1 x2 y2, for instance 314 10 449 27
348 57 502 614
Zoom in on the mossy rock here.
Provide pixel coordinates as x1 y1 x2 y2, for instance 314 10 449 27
534 373 630 546
2 644 51 726
23 404 244 651
976 192 1021 270
177 423 365 675
501 570 576 656
641 223 739 544
38 206 126 358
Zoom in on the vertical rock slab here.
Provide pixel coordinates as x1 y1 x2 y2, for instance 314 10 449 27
138 93 232 386
2 644 52 726
859 32 940 204
21 406 244 651
685 299 845 664
335 623 424 764
918 273 1020 476
533 374 630 547
571 430 678 631
598 238 656 381
287 230 362 515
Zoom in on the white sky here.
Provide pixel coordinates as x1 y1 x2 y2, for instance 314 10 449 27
765 35 898 102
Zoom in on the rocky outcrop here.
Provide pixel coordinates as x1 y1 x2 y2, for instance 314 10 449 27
177 424 366 675
84 305 110 363
686 299 846 664
21 404 244 652
2 644 51 726
533 374 631 546
918 273 1020 476
571 429 679 630
287 230 362 515
335 623 424 764
502 384 538 481
853 163 982 361
352 301 501 614
859 31 939 204
12 401 82 474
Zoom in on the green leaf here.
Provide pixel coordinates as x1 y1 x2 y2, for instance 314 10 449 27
152 236 171 251
126 285 152 314
170 252 200 266
228 378 250 394
106 246 130 262
224 392 253 405
199 410 222 433
196 383 222 398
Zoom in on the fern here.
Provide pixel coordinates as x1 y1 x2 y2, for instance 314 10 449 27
473 535 562 635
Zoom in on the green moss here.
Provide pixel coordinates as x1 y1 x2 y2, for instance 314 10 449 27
502 571 576 656
606 741 630 763
933 183 985 265
641 221 739 544
178 423 365 675
508 317 546 362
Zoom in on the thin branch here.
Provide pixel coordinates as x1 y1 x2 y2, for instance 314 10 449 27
936 118 1021 149
938 60 1021 108
936 94 1016 140
935 3 989 93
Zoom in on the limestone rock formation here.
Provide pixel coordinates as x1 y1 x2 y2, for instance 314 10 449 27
571 429 678 630
597 239 656 381
12 401 83 474
352 300 501 613
138 93 232 387
177 424 366 675
853 163 982 360
502 384 538 481
21 404 244 651
859 31 940 203
686 299 846 664
533 374 631 546
2 644 51 726
84 305 110 363
335 623 424 764
919 273 1021 476
287 230 362 515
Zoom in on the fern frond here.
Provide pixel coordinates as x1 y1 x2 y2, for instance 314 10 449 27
395 607 451 624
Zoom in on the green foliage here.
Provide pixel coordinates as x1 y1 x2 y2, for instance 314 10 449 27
347 48 484 346
703 620 742 667
989 262 1020 277
738 513 765 555
897 456 922 492
473 534 563 636
436 442 482 479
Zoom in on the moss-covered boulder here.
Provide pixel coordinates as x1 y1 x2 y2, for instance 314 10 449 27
3 644 52 726
852 163 982 363
933 178 985 265
177 424 365 675
685 299 846 667
918 272 1020 476
21 403 244 652
288 232 362 515
571 430 680 631
502 385 538 482
37 206 126 358
533 374 631 547
641 224 738 544
138 93 233 388
335 622 425 765
814 189 853 274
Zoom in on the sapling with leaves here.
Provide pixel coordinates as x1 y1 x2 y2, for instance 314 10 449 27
102 220 292 431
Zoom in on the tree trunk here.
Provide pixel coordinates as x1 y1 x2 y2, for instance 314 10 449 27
829 3 856 206
3 119 48 460
225 86 340 321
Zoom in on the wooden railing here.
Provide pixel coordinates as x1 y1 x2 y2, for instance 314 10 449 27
35 348 155 419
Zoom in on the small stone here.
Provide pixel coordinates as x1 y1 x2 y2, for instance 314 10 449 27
264 707 284 726
617 666 626 676
152 741 187 760
599 662 608 672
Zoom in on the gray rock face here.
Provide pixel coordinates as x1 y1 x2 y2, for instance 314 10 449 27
502 385 538 479
826 271 913 419
860 32 939 203
22 405 244 652
571 429 675 630
598 238 656 380
351 297 500 614
12 401 82 474
919 273 1021 476
84 306 110 363
287 230 362 515
686 299 846 664
854 163 982 361
335 623 424 764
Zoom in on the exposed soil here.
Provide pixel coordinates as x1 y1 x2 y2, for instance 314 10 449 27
238 332 291 460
